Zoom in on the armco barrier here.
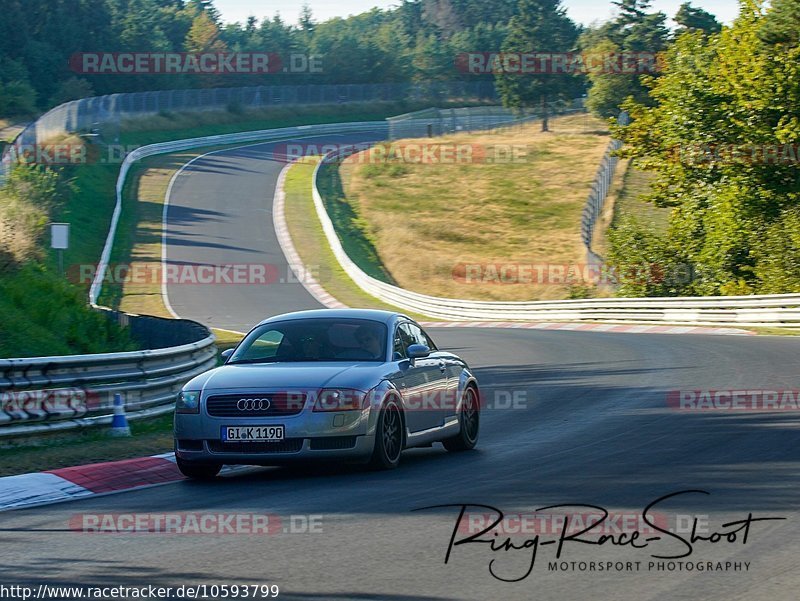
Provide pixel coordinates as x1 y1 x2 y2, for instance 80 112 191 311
581 111 628 264
311 147 800 328
89 120 389 305
0 312 216 438
0 122 390 438
7 112 800 440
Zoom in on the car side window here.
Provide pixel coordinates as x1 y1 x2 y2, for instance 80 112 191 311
416 325 438 351
405 323 437 351
393 327 408 360
394 323 418 360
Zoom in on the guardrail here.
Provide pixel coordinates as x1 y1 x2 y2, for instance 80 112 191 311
311 147 800 328
89 120 389 305
0 312 216 438
7 111 800 440
387 102 585 140
0 120 395 439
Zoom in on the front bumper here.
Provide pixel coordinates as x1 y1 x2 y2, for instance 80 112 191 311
174 406 375 466
174 435 375 465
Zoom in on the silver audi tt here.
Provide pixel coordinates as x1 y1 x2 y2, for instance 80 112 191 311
174 309 480 479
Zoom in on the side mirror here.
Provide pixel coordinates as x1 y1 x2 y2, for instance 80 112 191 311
407 344 431 360
220 349 234 362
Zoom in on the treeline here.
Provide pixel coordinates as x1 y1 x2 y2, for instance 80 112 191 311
0 0 517 116
0 0 719 118
608 0 800 296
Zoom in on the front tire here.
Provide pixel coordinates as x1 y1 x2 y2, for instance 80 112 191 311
369 399 403 470
176 457 222 480
443 386 479 452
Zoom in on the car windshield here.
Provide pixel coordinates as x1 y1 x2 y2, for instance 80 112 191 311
228 318 388 364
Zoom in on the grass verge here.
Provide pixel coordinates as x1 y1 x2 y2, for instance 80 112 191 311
117 102 475 147
284 159 430 320
337 113 612 301
0 144 138 358
610 161 666 229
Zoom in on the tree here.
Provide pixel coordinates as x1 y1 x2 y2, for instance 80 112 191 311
422 0 463 37
188 0 220 22
0 0 533 111
300 4 315 36
581 0 668 118
449 0 519 28
185 11 227 52
584 40 642 117
674 3 721 36
411 32 454 83
49 78 95 106
450 22 509 82
758 0 800 44
495 0 580 131
0 80 37 117
612 0 650 26
611 1 800 295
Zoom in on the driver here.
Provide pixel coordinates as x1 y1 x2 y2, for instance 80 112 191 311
355 325 383 360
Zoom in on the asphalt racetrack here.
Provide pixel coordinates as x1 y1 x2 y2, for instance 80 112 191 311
3 132 800 600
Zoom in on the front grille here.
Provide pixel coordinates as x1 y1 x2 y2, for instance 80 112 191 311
206 393 307 417
207 439 304 454
310 436 357 450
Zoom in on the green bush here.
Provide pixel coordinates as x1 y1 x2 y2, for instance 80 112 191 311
0 162 136 358
0 264 137 358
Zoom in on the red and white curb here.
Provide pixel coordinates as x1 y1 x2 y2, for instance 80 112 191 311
0 453 251 512
272 162 346 310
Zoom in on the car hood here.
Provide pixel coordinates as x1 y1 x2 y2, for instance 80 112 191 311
185 362 391 393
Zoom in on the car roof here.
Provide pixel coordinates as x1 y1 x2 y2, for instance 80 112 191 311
257 309 408 327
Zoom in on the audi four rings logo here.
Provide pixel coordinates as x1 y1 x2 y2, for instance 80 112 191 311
237 398 271 411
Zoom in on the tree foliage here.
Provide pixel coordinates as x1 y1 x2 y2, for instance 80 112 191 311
580 0 669 118
495 0 581 130
610 0 800 295
0 0 530 117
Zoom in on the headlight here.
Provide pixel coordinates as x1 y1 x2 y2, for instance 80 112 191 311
176 391 200 414
313 389 366 412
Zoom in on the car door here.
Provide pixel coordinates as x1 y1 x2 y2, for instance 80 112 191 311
403 321 450 430
414 323 460 424
389 322 446 432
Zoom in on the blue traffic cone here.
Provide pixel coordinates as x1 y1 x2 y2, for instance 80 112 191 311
110 393 131 437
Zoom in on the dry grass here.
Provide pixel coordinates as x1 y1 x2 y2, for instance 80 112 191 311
284 159 430 320
609 161 667 231
341 113 612 301
0 119 28 142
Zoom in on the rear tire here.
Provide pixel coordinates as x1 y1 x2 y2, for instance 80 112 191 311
176 457 222 480
369 399 403 470
443 386 479 452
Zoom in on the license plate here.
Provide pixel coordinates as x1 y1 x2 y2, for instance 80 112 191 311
222 425 285 442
